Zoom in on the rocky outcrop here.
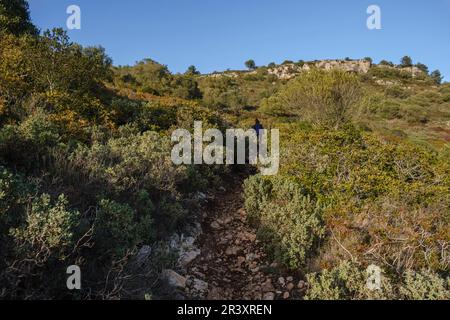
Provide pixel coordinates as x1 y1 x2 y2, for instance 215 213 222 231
399 66 424 77
267 64 309 80
170 232 202 267
266 59 371 79
129 191 212 299
208 72 239 78
204 59 430 81
315 59 371 73
207 59 373 80
375 79 400 86
167 191 213 267
162 269 187 289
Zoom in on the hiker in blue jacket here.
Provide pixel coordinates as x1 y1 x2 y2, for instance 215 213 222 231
252 119 264 137
252 119 264 155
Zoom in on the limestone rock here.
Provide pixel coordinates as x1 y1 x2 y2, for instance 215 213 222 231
261 279 275 292
170 234 202 267
179 249 201 266
263 292 275 300
162 269 186 289
225 246 241 256
135 245 152 267
210 221 221 230
187 277 209 298
297 280 306 289
315 59 371 74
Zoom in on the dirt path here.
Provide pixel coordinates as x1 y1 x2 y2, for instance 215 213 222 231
184 172 304 300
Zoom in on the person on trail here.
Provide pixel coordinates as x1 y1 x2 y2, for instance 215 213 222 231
252 119 264 156
252 119 264 137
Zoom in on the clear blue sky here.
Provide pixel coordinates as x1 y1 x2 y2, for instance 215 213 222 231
29 0 449 80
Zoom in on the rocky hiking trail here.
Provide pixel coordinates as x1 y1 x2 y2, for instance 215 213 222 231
162 171 307 300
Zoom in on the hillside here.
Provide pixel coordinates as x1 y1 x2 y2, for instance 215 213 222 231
0 1 449 300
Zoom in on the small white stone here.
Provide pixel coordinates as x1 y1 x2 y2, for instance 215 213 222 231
263 292 275 300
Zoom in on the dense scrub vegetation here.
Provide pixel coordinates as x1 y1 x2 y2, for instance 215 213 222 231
1 1 448 300
0 1 224 299
243 69 450 300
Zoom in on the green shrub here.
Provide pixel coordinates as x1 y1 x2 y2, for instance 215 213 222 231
367 66 412 80
245 59 256 70
244 175 326 269
0 166 32 240
170 75 202 100
400 270 449 300
10 194 78 259
378 101 402 119
110 97 142 126
114 59 171 95
244 126 449 279
430 70 442 85
114 59 201 99
0 110 60 172
379 60 394 67
305 263 449 300
0 193 78 298
416 63 429 74
201 77 248 111
138 102 178 131
260 69 361 128
305 262 369 300
62 126 199 238
94 199 151 257
0 0 38 36
400 56 413 67
71 128 186 195
280 127 449 272
385 85 410 99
